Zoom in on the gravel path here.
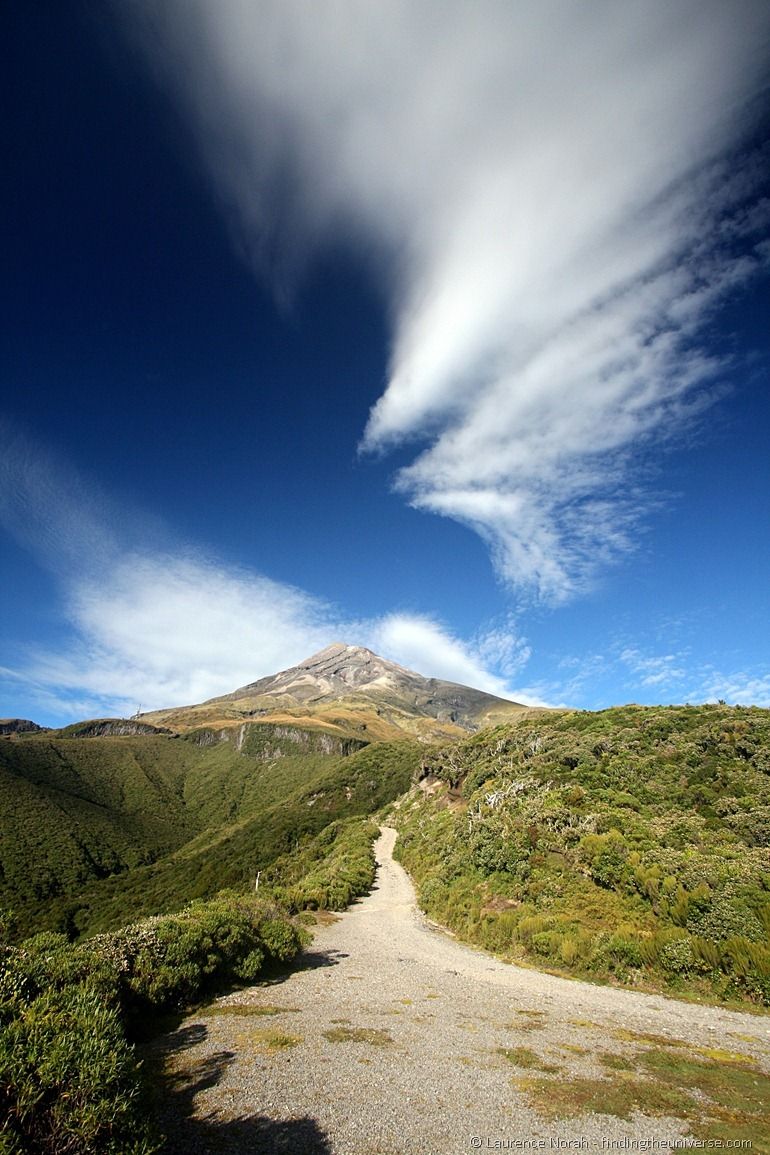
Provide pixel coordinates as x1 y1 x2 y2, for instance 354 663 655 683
150 828 770 1154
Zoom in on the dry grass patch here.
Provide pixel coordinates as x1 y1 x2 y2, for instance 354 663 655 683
512 1009 547 1032
309 910 341 926
514 1038 770 1152
250 1028 303 1052
515 1072 687 1121
611 1027 687 1048
599 1052 636 1072
323 1026 393 1046
203 1002 299 1017
499 1046 561 1074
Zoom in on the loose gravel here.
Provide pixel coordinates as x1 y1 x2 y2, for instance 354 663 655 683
148 827 770 1154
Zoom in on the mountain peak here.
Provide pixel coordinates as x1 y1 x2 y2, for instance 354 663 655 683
301 643 377 665
142 644 530 739
213 643 523 727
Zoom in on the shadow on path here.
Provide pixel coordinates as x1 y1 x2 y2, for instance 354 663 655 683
152 1026 332 1154
256 945 349 985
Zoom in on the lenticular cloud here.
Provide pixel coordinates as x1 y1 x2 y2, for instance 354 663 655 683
123 0 770 601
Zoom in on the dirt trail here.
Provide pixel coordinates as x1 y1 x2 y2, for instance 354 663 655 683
151 828 770 1154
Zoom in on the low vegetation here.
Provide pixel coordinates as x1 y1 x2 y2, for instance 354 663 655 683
322 1026 392 1045
267 815 381 912
3 698 770 1148
0 807 389 1153
394 704 770 1007
0 893 304 1153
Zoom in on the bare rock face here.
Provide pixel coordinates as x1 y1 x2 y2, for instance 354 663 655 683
56 719 174 739
0 719 47 736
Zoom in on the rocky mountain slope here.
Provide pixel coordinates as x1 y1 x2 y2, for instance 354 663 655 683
142 643 530 739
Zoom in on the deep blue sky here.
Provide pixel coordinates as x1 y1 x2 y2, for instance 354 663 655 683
1 2 769 723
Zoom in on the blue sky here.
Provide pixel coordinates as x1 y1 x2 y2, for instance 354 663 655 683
1 1 769 725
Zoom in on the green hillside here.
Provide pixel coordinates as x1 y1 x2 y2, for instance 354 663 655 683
0 734 198 923
393 704 770 1007
0 724 419 938
5 699 770 1010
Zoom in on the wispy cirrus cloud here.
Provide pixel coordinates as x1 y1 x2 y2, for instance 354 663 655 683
619 648 688 689
536 643 770 710
119 0 770 602
694 670 770 710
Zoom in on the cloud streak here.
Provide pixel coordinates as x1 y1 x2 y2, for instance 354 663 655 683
120 0 770 601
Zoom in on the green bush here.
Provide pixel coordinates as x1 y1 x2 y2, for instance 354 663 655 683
0 891 307 1152
276 817 380 912
659 937 694 975
85 893 305 1018
0 945 155 1153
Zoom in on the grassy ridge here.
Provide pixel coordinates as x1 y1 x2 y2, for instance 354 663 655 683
393 704 770 1007
0 724 365 930
0 736 200 923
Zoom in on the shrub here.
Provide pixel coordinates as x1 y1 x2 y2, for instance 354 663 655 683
0 891 307 1152
97 895 305 1017
579 832 630 889
659 937 694 975
391 703 770 1006
0 955 155 1153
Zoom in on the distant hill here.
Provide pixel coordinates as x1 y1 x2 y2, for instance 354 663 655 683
0 718 48 736
0 714 418 938
142 642 531 739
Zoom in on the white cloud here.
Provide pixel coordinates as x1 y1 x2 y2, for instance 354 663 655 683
120 0 770 601
5 546 539 719
9 565 536 719
475 617 532 679
694 671 770 709
0 430 531 720
368 612 511 698
25 552 335 714
619 648 688 690
0 422 119 574
535 644 770 710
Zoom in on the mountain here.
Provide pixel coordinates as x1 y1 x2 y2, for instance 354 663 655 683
0 646 528 936
142 643 530 739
